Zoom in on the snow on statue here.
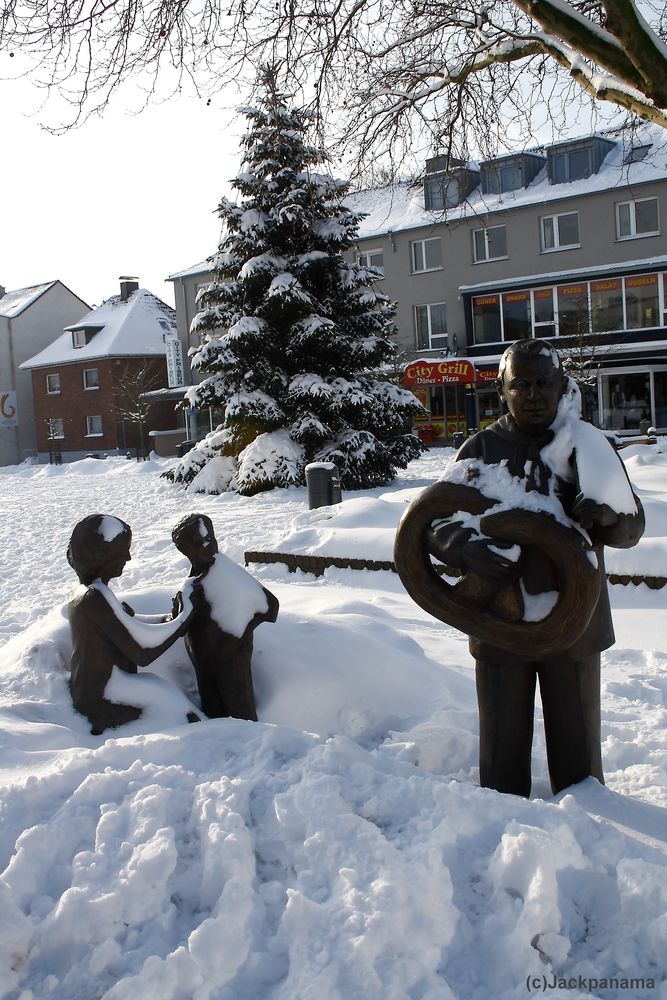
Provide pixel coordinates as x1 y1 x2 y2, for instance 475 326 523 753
66 515 202 734
165 69 423 496
171 513 279 721
395 339 645 798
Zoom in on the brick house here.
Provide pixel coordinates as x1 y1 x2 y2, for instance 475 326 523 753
0 280 89 465
22 279 182 462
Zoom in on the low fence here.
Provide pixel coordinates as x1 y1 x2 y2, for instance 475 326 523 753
245 550 665 589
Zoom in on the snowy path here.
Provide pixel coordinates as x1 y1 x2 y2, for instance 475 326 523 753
0 451 666 999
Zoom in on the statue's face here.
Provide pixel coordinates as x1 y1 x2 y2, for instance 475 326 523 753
179 519 218 570
498 353 564 436
105 539 132 582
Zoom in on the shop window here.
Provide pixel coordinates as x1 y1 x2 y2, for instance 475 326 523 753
625 273 659 329
86 415 103 437
472 225 507 263
616 198 659 240
411 238 442 273
358 248 384 276
541 212 580 251
83 368 99 390
557 283 589 338
654 371 667 428
590 278 624 333
415 302 447 350
532 288 556 339
472 294 502 345
46 373 61 394
502 290 531 341
601 373 650 431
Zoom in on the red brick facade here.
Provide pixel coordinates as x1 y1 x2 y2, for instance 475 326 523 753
31 356 178 456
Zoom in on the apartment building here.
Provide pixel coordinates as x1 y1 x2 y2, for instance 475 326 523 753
349 126 667 442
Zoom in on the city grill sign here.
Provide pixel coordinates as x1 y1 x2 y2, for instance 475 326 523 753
403 360 475 386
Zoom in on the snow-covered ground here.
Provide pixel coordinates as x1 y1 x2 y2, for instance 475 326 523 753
0 448 666 999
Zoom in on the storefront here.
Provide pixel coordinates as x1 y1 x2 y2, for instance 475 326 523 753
402 359 500 442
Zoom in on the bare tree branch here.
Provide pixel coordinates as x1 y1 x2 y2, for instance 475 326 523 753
1 0 665 169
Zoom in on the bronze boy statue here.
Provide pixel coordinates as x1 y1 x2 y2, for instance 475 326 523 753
67 514 197 735
172 513 279 721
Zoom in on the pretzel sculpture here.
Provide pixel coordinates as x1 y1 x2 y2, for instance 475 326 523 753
394 482 600 656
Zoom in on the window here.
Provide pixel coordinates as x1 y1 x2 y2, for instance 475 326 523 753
552 146 592 183
502 291 531 340
472 295 502 345
532 288 556 339
86 415 103 436
71 326 102 348
473 226 507 262
411 238 442 272
47 418 64 439
358 248 384 276
590 278 624 333
625 273 659 329
415 303 447 350
601 373 650 432
46 373 61 394
625 145 651 164
557 284 589 338
541 212 580 251
616 198 659 240
83 368 99 390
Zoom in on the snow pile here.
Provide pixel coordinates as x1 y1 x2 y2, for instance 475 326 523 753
0 451 665 997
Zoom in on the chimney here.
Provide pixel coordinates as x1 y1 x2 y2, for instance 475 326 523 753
119 275 139 301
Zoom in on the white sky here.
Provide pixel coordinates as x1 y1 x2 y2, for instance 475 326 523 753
1 77 245 310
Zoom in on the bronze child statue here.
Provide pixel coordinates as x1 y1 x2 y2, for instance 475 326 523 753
172 513 279 721
67 514 197 735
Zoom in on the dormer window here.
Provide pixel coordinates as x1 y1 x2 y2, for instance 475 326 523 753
71 326 103 348
480 153 544 195
625 144 651 164
546 137 615 185
424 155 480 210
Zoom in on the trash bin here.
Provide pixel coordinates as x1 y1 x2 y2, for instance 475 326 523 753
452 431 465 449
176 440 196 458
305 462 342 510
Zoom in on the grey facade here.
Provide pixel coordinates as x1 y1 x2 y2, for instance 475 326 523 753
350 126 667 442
0 281 90 466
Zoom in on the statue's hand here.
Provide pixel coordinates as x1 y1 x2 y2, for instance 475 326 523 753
461 538 522 585
121 601 136 617
572 494 619 531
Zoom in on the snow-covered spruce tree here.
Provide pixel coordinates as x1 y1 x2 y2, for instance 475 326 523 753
167 78 423 496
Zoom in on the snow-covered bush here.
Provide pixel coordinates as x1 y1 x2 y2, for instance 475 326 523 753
166 71 423 495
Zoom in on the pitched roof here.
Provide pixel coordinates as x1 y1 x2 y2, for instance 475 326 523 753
167 261 212 280
21 288 177 369
0 281 58 318
349 123 667 240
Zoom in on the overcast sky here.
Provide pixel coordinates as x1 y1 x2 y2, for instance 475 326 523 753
1 77 246 311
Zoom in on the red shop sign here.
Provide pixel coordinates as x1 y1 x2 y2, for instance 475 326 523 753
403 359 475 386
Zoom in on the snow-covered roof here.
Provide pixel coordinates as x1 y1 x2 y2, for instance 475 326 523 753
0 281 58 318
21 288 176 369
167 261 212 281
349 124 667 240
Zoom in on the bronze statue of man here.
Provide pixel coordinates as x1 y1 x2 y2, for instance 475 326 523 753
432 340 644 797
67 514 197 735
172 513 279 721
